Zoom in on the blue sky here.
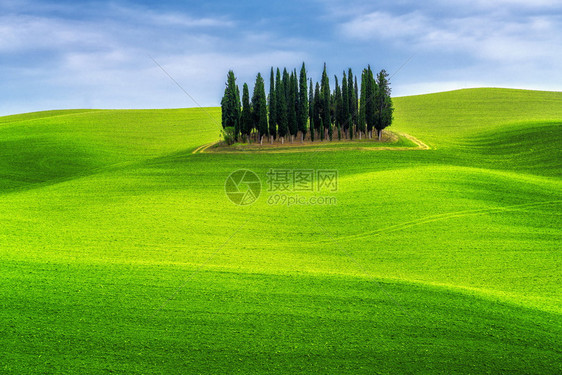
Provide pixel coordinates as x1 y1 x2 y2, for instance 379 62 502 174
1 0 561 115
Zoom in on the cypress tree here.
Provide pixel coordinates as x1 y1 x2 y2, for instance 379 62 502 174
252 73 268 144
320 63 331 141
277 70 288 144
235 85 241 140
309 78 314 142
288 71 298 142
342 71 349 139
220 70 241 139
353 76 359 135
348 69 355 139
358 69 367 139
374 69 394 140
241 83 252 142
334 75 342 140
268 67 277 143
298 63 308 142
293 69 300 139
314 82 322 141
365 65 377 139
282 68 290 101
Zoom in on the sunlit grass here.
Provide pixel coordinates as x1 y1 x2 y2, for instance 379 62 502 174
1 88 561 373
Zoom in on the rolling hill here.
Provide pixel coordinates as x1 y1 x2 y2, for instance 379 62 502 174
1 88 560 374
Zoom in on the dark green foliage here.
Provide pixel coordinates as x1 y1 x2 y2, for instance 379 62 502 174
234 86 241 139
282 68 290 101
354 76 358 124
276 69 288 141
251 73 268 142
320 63 331 136
364 65 378 137
241 83 252 141
222 63 391 144
220 70 241 140
358 69 367 136
374 69 394 139
309 78 314 142
314 82 322 139
221 126 236 145
334 75 343 140
342 72 349 137
298 63 308 140
269 67 277 140
288 71 298 140
348 69 354 141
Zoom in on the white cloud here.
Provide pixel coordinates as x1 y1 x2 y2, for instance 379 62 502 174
340 11 562 64
0 15 110 52
109 4 235 28
438 0 562 10
341 11 428 39
0 2 309 115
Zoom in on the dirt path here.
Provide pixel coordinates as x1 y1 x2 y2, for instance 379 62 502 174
397 132 431 150
192 132 430 154
191 142 217 154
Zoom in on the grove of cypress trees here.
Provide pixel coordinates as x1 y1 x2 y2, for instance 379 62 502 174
221 63 392 145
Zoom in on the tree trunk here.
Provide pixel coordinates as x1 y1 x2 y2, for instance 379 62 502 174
260 135 263 145
281 137 284 144
378 130 382 141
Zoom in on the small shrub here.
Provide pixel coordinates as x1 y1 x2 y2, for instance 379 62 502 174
221 126 236 145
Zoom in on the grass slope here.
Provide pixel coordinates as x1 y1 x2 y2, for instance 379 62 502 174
1 88 561 374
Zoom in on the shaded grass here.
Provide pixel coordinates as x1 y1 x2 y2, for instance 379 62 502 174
1 260 561 374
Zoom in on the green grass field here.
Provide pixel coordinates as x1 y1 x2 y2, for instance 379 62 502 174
1 88 561 373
